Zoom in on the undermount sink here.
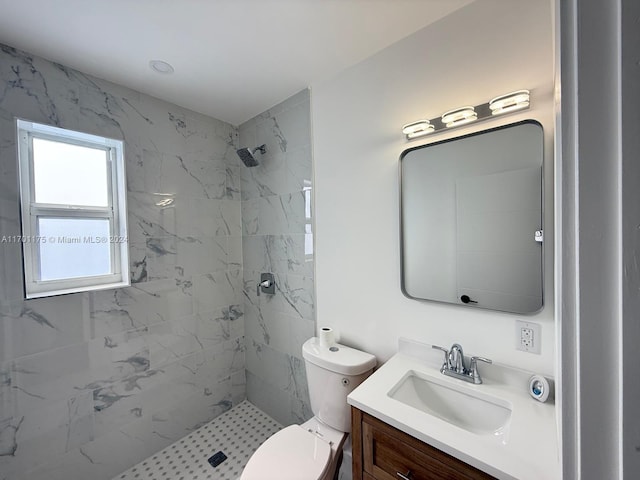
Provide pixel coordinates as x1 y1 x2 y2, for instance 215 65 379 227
388 370 512 435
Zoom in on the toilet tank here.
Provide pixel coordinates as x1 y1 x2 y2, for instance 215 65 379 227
302 337 376 432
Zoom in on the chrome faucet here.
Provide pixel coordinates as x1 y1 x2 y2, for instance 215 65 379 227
432 343 492 384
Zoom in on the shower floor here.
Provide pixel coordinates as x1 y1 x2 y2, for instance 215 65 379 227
113 401 282 480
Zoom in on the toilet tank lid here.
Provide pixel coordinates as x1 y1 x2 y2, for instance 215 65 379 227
302 338 376 375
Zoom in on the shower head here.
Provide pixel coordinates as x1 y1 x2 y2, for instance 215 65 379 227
236 144 266 167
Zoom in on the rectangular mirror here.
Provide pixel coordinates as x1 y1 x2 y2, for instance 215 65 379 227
400 120 544 314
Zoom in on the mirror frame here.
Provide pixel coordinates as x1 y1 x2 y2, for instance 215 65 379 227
398 119 545 314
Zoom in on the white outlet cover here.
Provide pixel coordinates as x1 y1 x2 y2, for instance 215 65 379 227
516 320 541 354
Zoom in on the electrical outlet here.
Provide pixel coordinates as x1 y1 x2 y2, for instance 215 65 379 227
516 321 541 354
521 327 534 347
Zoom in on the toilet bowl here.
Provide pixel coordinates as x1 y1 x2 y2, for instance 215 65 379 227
240 417 344 480
240 337 376 480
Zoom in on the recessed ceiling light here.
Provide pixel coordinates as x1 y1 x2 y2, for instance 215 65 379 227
149 60 174 74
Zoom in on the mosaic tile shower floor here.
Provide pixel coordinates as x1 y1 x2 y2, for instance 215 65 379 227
113 401 282 480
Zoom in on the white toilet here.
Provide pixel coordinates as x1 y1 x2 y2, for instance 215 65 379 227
241 337 376 480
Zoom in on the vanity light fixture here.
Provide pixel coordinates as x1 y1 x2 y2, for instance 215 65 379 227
402 89 531 140
489 90 530 115
402 120 434 139
441 106 477 128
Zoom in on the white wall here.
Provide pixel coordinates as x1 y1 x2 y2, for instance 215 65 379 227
311 0 555 374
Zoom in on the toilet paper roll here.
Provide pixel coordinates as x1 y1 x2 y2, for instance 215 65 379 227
318 327 336 348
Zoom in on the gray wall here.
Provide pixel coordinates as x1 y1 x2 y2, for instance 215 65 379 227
239 90 315 426
0 45 245 480
559 0 640 477
621 0 640 475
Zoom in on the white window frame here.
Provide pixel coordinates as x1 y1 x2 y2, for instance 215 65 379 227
16 119 130 299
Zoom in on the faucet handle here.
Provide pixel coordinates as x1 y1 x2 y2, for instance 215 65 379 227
431 345 450 369
469 356 492 384
471 356 492 365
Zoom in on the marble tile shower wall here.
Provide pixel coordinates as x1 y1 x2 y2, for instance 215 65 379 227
239 90 315 426
0 45 246 480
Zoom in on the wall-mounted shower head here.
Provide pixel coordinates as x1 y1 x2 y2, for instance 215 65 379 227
236 144 266 167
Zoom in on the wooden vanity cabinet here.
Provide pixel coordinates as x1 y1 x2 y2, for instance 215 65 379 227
351 407 495 480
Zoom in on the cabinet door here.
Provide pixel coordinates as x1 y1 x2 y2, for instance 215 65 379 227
361 416 494 480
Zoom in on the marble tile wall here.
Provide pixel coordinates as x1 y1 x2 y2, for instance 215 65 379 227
239 89 315 426
0 44 245 480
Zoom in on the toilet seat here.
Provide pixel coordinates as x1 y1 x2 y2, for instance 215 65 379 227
241 425 332 480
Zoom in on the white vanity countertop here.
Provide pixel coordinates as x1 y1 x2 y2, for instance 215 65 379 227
347 339 560 480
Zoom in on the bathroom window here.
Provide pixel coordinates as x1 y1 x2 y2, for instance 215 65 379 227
16 120 129 298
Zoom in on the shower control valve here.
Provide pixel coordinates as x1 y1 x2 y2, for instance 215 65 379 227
257 273 276 296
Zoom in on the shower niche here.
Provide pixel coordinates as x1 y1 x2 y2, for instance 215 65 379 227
399 120 544 314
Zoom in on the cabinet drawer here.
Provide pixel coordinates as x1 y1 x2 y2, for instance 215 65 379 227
361 415 493 480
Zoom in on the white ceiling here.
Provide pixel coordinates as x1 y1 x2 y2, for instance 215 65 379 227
0 0 472 125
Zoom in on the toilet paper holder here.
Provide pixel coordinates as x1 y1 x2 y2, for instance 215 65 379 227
257 273 276 296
